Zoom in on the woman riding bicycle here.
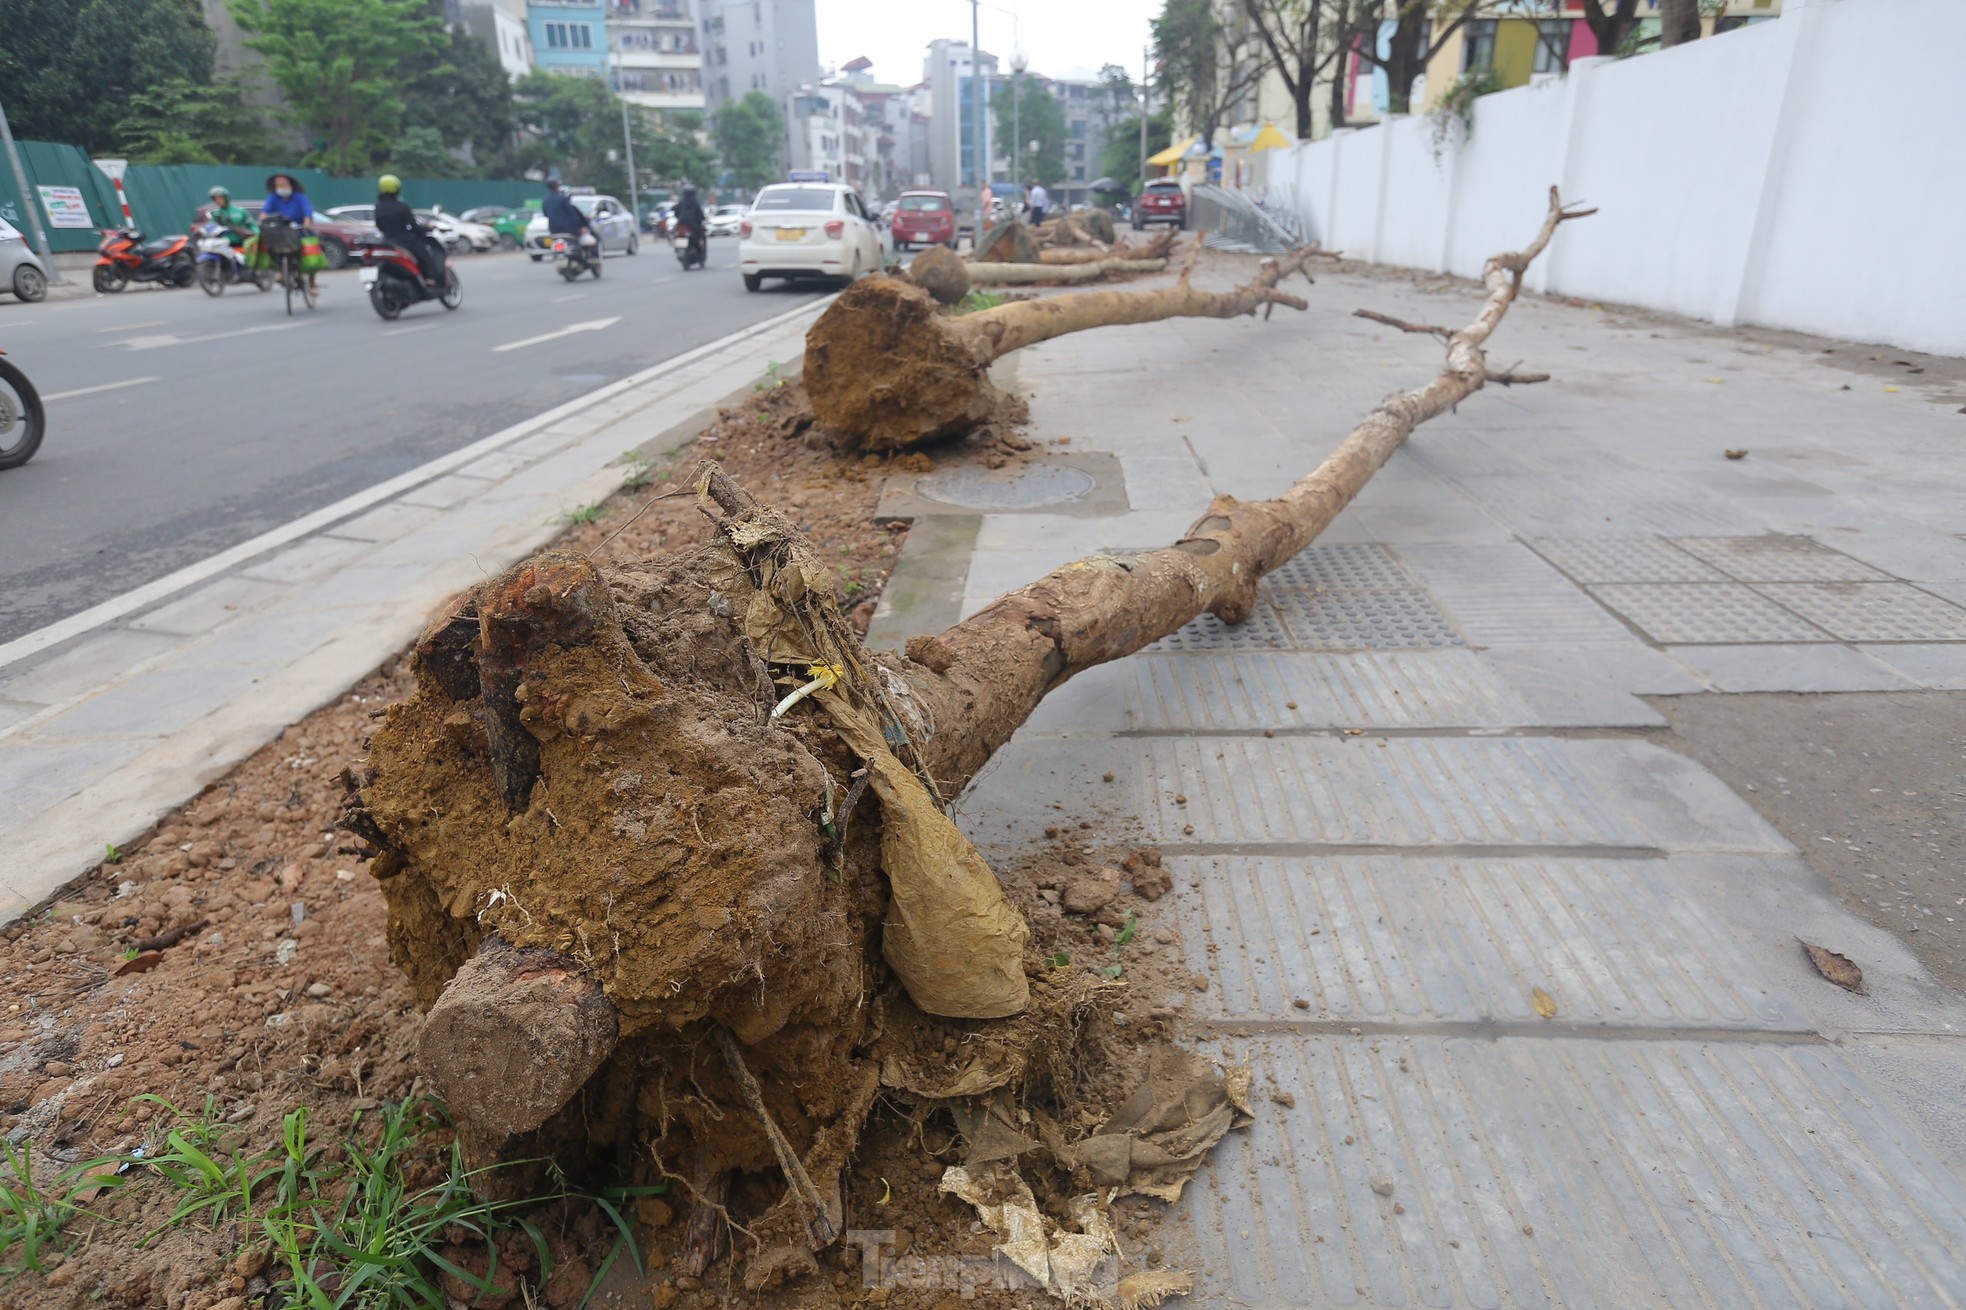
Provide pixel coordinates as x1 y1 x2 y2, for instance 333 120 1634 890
259 172 325 295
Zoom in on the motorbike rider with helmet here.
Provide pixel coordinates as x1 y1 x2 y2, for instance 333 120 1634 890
374 174 446 288
207 185 258 249
672 184 708 264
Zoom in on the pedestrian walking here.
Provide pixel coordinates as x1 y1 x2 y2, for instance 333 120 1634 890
1026 179 1049 228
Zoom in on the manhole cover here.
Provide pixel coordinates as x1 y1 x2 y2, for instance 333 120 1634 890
914 462 1095 510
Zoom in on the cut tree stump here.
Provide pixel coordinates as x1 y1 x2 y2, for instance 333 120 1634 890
352 187 1591 1287
805 244 1320 451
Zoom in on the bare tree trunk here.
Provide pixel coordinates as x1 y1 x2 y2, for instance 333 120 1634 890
965 257 1168 286
806 247 1319 451
352 189 1588 1284
1659 0 1702 46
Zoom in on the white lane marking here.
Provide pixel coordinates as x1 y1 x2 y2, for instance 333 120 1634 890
95 320 169 334
112 320 314 352
491 316 622 353
382 323 435 338
549 293 582 303
0 296 829 673
41 376 161 402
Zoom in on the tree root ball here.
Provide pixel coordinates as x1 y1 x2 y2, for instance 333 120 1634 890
906 244 969 305
803 276 998 451
976 219 1040 264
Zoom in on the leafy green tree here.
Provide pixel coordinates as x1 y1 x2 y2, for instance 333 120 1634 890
228 0 446 174
712 91 784 193
989 77 1067 189
0 0 217 153
1100 107 1173 190
1152 0 1262 147
116 74 282 164
641 115 718 191
505 73 686 200
386 125 465 178
401 26 517 174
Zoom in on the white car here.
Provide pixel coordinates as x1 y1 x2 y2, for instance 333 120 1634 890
705 204 747 237
737 183 883 292
525 193 640 260
324 205 493 253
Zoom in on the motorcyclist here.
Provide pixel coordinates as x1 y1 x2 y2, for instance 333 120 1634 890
672 184 707 261
374 174 445 287
206 186 257 249
541 178 595 259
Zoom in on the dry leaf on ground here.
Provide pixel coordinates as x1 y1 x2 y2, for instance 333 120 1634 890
1531 986 1558 1019
1802 941 1866 993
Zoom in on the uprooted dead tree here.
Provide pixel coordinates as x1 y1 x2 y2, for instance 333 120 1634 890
346 188 1592 1301
815 240 1323 453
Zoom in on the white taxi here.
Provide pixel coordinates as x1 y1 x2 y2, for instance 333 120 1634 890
737 183 883 292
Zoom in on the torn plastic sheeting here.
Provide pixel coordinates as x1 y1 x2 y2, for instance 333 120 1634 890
1054 1048 1254 1202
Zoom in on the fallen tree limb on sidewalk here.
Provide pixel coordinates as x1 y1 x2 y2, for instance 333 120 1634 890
963 256 1168 286
349 186 1589 1296
811 242 1320 451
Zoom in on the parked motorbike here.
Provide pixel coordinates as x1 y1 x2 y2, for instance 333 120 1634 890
94 228 193 294
552 232 601 281
194 223 272 296
672 222 706 271
357 238 461 321
0 348 45 470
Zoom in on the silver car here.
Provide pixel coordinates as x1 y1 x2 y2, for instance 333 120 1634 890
524 193 640 261
1 219 49 303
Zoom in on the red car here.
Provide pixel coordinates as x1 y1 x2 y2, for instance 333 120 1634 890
891 190 956 250
1133 179 1188 230
191 200 374 270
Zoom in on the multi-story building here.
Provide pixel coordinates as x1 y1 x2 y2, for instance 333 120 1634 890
786 82 869 191
527 0 609 78
698 0 821 107
835 58 909 201
607 0 705 110
925 38 997 194
452 0 535 79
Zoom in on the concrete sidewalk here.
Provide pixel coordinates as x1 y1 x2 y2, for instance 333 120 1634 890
873 260 1966 1304
0 300 826 922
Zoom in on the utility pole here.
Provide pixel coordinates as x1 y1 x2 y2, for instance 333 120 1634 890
1139 42 1150 192
0 95 62 284
971 0 987 245
1011 49 1026 202
612 44 640 220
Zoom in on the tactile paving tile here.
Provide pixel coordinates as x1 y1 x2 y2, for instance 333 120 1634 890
1755 582 1966 642
1115 650 1534 730
1588 583 1828 644
1174 854 1809 1030
1527 536 1727 583
1176 1035 1966 1309
1266 543 1416 590
1150 603 1294 652
1270 588 1465 650
1673 534 1891 582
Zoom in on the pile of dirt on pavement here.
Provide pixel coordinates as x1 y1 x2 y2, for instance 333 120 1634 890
0 377 1233 1309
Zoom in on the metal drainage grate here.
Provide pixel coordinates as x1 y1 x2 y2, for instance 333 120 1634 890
1755 582 1966 642
913 462 1096 511
1588 583 1826 644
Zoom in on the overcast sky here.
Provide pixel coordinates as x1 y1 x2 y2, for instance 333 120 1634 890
813 0 1162 87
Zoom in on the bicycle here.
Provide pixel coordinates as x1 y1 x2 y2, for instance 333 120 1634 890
260 217 315 317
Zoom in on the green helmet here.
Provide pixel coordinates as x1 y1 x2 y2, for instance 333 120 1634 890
208 185 230 201
378 174 402 195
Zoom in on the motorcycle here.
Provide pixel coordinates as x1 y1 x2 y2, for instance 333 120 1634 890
357 237 462 321
194 223 272 296
0 348 45 471
94 227 194 294
551 231 601 281
672 222 706 271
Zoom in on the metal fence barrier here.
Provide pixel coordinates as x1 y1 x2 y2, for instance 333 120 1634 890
1188 183 1308 254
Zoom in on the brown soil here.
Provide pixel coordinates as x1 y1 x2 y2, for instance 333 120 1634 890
0 377 1209 1310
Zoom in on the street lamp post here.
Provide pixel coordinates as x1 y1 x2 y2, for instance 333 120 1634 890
970 0 987 244
0 95 61 283
1011 50 1026 207
612 45 640 220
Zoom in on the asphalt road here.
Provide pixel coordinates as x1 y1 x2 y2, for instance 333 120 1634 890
0 244 829 643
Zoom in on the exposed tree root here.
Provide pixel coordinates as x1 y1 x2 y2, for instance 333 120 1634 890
349 188 1588 1296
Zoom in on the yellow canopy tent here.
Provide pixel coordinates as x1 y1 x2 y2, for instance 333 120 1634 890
1146 135 1199 168
1248 122 1292 152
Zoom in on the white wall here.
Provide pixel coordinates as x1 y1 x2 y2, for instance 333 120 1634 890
1263 0 1966 357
